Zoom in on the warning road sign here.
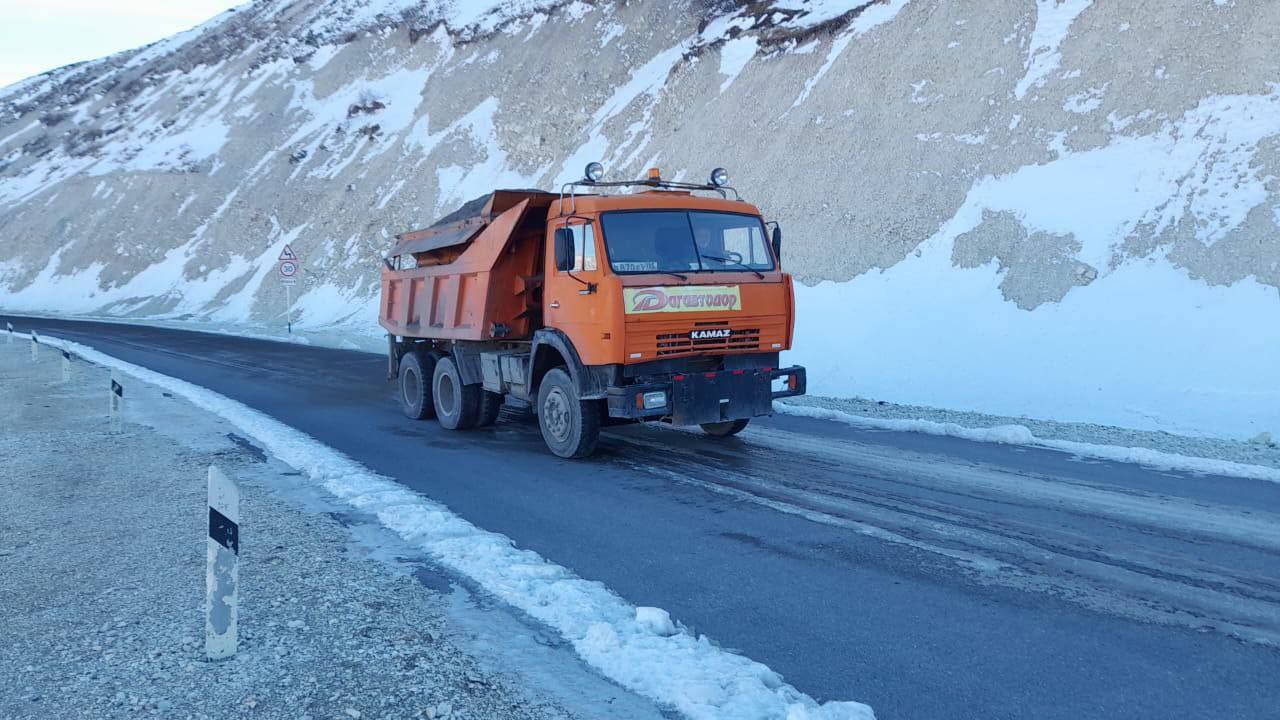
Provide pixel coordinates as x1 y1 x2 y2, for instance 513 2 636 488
278 244 298 262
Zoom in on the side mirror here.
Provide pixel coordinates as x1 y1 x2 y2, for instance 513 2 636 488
771 225 782 263
554 227 575 272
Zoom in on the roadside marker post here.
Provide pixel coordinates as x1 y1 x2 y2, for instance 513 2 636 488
6 322 12 344
206 465 240 661
109 374 124 430
30 330 38 362
61 350 71 383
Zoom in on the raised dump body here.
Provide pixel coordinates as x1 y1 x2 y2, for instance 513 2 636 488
379 166 807 458
381 190 554 341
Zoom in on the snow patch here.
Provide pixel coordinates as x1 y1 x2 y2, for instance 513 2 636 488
773 0 911 31
718 37 759 93
599 22 625 48
408 97 547 212
973 88 1280 261
1014 0 1092 99
556 38 692 185
1063 85 1106 113
635 607 678 637
788 1 908 111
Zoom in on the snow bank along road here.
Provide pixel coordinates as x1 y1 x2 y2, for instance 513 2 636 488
5 316 1279 720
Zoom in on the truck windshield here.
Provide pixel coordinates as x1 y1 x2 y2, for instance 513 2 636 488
599 211 775 275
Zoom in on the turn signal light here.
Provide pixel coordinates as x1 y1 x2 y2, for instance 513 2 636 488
787 374 798 391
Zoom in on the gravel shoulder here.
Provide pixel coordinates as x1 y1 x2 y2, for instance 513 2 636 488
0 341 624 720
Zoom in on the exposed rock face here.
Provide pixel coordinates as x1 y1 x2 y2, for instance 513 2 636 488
1 0 1278 436
952 211 1096 310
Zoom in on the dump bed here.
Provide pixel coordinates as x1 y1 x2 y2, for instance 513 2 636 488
380 190 555 341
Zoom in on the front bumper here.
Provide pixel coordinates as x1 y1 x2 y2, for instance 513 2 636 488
606 366 807 425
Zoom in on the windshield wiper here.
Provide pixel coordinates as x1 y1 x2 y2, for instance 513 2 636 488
698 254 764 279
661 271 688 280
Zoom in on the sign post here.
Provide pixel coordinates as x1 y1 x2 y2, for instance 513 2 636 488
30 330 38 362
206 465 240 661
278 244 299 334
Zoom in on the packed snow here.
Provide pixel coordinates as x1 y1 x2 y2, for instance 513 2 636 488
792 248 1280 440
775 402 1280 484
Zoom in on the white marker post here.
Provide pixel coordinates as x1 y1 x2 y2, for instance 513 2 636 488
61 349 72 383
108 373 123 430
30 330 38 362
5 321 12 344
278 244 299 334
206 465 240 661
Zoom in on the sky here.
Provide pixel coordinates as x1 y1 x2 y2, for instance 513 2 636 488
0 0 244 89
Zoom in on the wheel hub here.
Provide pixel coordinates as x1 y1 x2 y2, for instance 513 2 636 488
544 388 571 442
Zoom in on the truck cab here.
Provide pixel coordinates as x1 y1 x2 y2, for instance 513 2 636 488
380 166 806 458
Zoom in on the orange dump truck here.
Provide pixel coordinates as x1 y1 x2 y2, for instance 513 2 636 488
379 164 806 458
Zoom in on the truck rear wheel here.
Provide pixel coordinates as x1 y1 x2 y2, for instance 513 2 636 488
433 356 482 430
399 350 436 420
700 419 750 437
537 368 600 459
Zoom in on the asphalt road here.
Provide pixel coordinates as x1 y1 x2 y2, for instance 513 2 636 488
4 315 1280 720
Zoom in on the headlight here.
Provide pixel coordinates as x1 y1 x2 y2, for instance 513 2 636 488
585 162 604 182
710 167 729 187
642 391 667 409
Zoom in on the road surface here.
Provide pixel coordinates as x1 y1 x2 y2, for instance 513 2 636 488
4 315 1279 719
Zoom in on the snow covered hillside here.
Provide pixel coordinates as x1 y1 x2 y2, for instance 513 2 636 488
1 0 1277 439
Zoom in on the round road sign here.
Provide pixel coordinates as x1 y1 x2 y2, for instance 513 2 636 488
279 260 298 278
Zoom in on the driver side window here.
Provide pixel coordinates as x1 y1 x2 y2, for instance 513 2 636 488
568 223 597 272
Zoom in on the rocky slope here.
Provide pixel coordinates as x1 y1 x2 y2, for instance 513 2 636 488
1 0 1277 438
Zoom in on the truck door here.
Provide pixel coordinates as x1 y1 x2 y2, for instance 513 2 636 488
545 219 607 363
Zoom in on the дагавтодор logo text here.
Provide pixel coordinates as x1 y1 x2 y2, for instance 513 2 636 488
623 286 742 314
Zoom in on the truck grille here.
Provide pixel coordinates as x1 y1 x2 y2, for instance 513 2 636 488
624 316 786 362
655 321 761 356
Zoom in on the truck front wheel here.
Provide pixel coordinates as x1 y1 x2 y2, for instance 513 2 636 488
399 350 436 420
700 419 750 437
537 368 601 458
433 356 482 430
